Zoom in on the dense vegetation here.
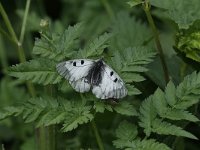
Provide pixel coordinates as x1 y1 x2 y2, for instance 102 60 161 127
0 0 200 149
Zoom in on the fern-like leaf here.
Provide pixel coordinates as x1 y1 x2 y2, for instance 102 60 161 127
83 33 112 58
139 72 200 139
62 107 94 132
109 46 156 97
175 72 200 109
139 96 157 136
0 106 23 120
8 58 62 85
152 119 197 139
116 121 138 140
33 23 83 61
113 121 171 150
114 101 138 116
93 101 113 113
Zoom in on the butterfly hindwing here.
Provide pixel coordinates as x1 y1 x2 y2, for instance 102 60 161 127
56 59 94 93
92 62 127 99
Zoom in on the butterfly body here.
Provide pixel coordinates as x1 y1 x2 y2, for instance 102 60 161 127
86 59 104 86
57 59 127 99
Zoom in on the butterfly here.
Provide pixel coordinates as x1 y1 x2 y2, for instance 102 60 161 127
56 59 127 99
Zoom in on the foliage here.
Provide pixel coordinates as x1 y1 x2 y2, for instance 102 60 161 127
175 21 200 62
8 58 62 85
113 121 171 150
0 0 200 150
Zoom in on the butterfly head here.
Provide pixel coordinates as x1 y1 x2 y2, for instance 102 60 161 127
96 58 104 67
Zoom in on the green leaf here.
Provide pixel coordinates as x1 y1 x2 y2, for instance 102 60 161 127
111 13 151 50
110 46 156 96
116 121 138 140
122 47 156 66
33 23 83 61
57 23 83 55
162 109 199 122
37 110 66 126
122 73 145 83
126 84 141 96
8 58 62 85
150 0 200 29
133 139 172 150
113 138 171 150
122 65 148 73
113 123 172 150
114 101 138 116
165 81 176 106
62 108 94 132
94 101 105 113
83 33 112 58
152 88 167 116
139 96 157 136
94 101 113 113
113 139 133 149
127 0 143 7
152 119 198 139
0 106 23 120
176 72 200 109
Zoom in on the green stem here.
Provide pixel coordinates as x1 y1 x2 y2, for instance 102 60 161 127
0 25 15 43
91 120 104 150
0 2 18 43
142 1 170 84
0 1 36 96
19 0 31 44
1 144 5 150
100 0 115 19
0 35 8 73
37 126 47 150
47 125 56 150
39 85 56 150
180 62 187 80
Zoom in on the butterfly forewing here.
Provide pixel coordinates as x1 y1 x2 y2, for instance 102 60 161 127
56 59 94 93
92 62 127 99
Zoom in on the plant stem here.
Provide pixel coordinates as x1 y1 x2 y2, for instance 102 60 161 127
47 125 56 150
0 35 8 73
142 1 170 84
0 2 18 44
91 120 104 150
0 1 39 148
19 0 31 44
100 0 115 19
40 85 56 150
37 126 47 150
0 25 15 43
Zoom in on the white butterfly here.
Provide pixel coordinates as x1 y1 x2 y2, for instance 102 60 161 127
56 59 127 99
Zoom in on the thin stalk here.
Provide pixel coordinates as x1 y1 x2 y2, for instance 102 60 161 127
47 125 56 150
180 62 187 80
37 126 47 150
143 1 170 84
19 0 31 44
40 85 56 150
91 120 104 150
100 0 115 19
0 35 8 72
0 25 15 43
0 2 18 43
2 144 5 150
0 1 39 148
0 1 36 96
0 2 26 63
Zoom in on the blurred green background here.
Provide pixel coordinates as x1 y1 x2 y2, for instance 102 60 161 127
0 0 200 150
